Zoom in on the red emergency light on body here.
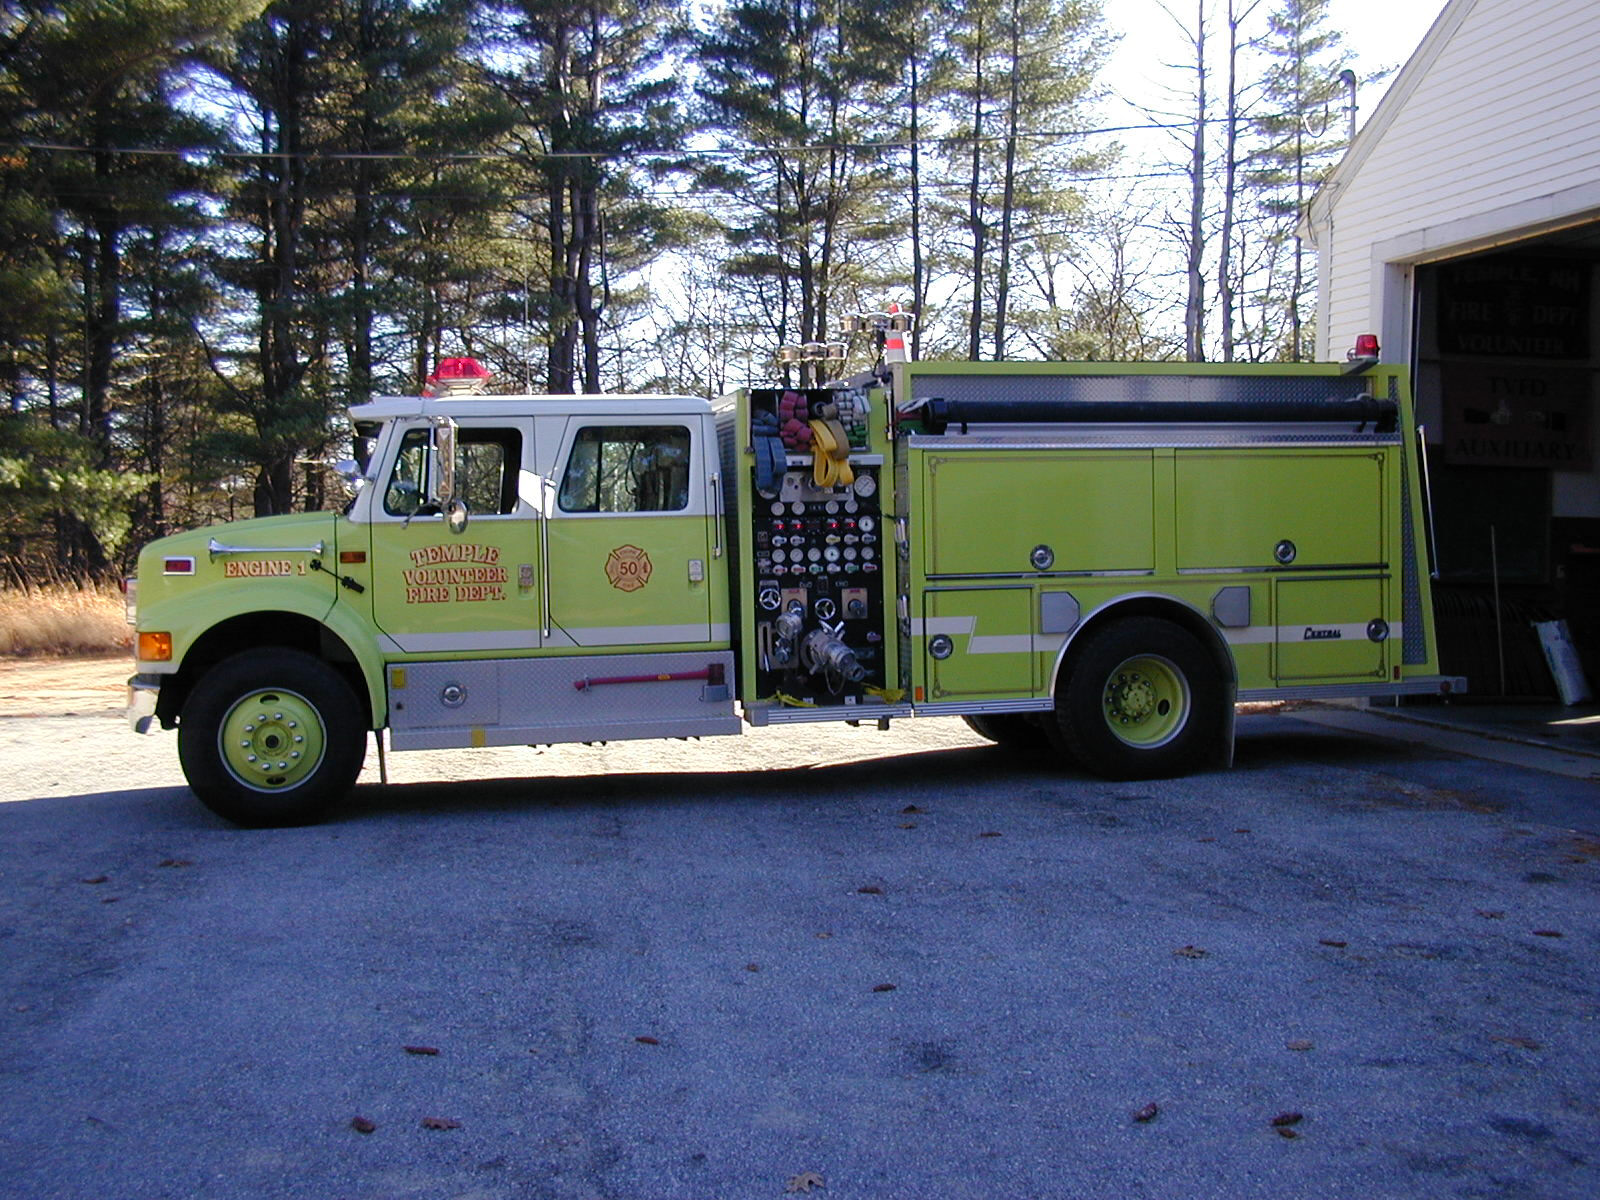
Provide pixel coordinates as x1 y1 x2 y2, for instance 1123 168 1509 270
1349 333 1380 360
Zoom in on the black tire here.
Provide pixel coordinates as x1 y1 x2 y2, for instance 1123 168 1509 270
962 713 1054 753
178 648 366 827
1053 617 1225 780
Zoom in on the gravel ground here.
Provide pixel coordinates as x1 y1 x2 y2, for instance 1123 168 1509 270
1 657 1597 1200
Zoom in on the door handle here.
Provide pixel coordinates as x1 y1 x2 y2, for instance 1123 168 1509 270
538 477 554 638
707 471 723 559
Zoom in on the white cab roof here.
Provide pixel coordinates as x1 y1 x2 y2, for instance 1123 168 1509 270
350 393 712 422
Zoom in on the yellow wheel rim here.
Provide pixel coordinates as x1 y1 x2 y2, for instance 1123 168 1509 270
1100 654 1189 748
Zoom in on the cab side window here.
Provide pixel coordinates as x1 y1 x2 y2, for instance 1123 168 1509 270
382 426 523 517
557 425 691 514
383 429 430 516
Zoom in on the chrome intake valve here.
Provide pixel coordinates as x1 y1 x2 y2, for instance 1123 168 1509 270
800 629 867 683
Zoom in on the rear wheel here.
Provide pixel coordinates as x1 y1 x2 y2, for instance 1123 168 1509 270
178 648 366 827
1053 617 1225 780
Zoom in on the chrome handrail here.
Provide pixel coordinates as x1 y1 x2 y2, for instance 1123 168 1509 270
207 538 325 556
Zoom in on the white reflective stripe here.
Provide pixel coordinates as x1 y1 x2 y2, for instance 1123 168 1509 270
909 616 975 637
380 624 729 654
911 616 1401 656
547 622 729 648
379 630 541 653
1222 626 1275 646
967 634 1036 655
1223 622 1401 645
908 615 1058 655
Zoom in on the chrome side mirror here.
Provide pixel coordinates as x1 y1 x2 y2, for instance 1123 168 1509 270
430 417 458 511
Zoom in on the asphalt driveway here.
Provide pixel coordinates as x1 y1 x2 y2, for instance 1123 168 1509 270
0 705 1596 1199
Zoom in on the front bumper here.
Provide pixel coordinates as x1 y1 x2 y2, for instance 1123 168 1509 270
127 674 161 734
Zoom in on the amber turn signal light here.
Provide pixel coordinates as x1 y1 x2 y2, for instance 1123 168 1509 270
138 631 173 662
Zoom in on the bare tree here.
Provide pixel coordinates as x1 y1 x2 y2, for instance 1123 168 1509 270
1217 0 1263 360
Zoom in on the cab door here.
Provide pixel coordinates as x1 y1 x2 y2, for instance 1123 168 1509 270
539 414 719 649
369 418 542 654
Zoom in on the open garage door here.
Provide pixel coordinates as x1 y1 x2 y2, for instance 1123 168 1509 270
1413 231 1600 700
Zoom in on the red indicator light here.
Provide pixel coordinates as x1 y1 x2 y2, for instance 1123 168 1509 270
339 550 366 565
1352 333 1380 358
162 557 195 575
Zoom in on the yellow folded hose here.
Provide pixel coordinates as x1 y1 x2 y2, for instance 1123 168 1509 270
808 417 854 488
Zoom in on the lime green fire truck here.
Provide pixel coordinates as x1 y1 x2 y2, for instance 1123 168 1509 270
126 337 1462 825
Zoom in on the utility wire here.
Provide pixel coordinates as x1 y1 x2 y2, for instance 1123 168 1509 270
1 110 1350 164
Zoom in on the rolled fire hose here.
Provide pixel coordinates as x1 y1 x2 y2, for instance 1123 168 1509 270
808 416 854 488
751 411 785 496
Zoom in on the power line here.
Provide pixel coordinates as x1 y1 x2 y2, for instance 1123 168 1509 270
1 110 1350 165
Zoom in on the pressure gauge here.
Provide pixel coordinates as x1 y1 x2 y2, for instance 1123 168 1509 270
825 500 840 515
858 515 876 533
861 545 876 561
807 547 822 563
771 501 785 516
852 474 877 498
824 546 841 563
790 501 806 516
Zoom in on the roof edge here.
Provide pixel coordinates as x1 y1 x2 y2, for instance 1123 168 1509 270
1304 0 1481 239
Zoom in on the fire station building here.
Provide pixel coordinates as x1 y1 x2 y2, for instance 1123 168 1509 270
1304 0 1600 700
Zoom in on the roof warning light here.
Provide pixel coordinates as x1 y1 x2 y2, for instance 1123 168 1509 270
425 357 491 396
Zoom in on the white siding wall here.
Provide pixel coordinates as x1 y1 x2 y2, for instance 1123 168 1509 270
1316 0 1600 357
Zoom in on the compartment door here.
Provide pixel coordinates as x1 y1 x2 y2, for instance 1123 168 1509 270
923 587 1037 701
1274 578 1388 682
1176 451 1385 570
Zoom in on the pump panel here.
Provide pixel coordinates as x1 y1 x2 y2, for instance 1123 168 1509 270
746 466 888 702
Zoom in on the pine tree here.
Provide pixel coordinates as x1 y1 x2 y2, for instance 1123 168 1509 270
694 0 901 358
0 1 257 572
939 0 1108 359
489 0 682 393
1248 0 1353 360
206 1 341 515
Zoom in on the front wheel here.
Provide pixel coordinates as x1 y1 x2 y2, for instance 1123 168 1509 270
1053 618 1226 780
178 648 366 827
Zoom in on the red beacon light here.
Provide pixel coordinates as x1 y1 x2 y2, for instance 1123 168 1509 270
424 356 491 396
1348 333 1380 361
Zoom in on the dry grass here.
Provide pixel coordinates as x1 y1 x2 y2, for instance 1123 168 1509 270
0 584 132 657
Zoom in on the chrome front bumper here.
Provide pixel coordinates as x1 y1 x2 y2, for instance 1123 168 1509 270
127 675 161 734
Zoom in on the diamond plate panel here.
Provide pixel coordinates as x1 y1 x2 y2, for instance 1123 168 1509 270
908 372 1371 408
388 651 739 750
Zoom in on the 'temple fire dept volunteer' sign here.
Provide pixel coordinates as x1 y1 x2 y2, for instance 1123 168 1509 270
404 543 508 603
